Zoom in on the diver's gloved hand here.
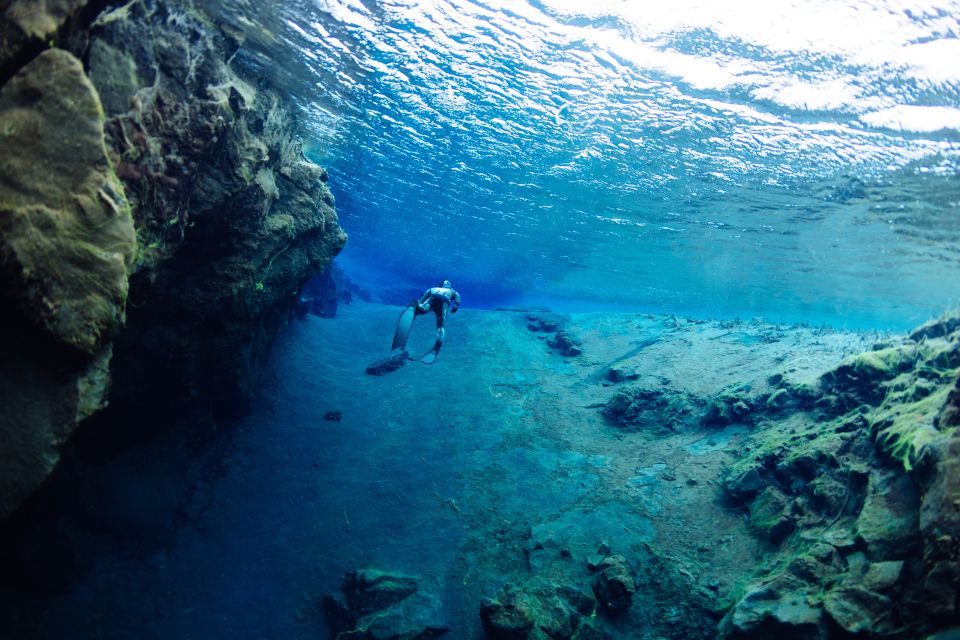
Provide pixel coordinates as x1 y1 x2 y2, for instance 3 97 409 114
451 304 458 314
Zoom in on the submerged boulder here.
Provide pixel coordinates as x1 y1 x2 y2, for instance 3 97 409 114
480 579 598 640
719 574 827 640
324 569 449 640
0 48 135 518
723 467 765 504
591 555 636 614
0 48 135 355
603 385 704 432
822 587 894 635
855 468 921 561
547 329 582 357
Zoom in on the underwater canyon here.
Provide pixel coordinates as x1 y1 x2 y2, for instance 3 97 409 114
0 1 959 639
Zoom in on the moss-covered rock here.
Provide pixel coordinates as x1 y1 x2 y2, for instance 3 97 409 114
603 385 704 432
0 48 135 353
82 0 347 413
718 314 960 640
0 48 134 518
0 0 91 80
0 0 349 519
748 486 796 544
324 569 449 640
718 573 827 640
480 578 599 640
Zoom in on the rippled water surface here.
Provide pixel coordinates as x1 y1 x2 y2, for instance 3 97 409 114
205 0 960 328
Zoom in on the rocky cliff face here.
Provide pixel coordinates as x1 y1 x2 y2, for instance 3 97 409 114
716 316 960 639
0 0 346 519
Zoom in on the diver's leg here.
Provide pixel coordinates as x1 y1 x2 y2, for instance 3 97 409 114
434 303 448 345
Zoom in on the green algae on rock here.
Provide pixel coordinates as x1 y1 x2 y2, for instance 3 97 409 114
717 314 960 640
0 48 135 353
0 48 135 518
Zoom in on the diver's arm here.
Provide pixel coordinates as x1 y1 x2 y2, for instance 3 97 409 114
451 290 461 313
415 289 432 314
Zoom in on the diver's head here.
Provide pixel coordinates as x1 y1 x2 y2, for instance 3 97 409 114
440 279 452 289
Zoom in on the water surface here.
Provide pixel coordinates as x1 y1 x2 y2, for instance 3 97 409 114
205 0 960 327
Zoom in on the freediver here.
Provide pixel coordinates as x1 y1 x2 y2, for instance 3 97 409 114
392 279 461 363
416 279 461 346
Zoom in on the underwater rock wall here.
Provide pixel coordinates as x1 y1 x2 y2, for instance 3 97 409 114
0 45 136 519
0 0 346 518
87 0 347 413
714 316 960 639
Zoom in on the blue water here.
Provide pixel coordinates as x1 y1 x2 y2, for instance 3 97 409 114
203 0 960 329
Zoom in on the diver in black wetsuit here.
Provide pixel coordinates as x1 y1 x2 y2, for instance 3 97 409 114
415 279 461 349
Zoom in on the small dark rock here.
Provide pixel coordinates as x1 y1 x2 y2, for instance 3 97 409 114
591 555 636 614
559 584 597 618
586 554 605 571
548 329 583 357
342 570 419 617
724 467 765 503
607 366 639 383
526 315 562 333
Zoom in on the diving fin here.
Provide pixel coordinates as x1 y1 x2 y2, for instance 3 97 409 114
414 340 442 364
392 302 417 351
